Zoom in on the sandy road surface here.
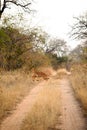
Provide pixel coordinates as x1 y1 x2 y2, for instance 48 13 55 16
0 81 47 130
0 70 87 130
56 78 87 130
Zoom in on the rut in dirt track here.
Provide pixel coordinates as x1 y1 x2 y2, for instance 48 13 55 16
56 78 87 130
0 81 46 130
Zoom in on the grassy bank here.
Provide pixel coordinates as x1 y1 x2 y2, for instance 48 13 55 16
21 79 61 130
0 70 35 123
70 64 87 115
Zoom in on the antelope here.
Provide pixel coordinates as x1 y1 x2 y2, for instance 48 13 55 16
32 71 49 81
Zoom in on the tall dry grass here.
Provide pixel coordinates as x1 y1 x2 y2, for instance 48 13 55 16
0 70 35 123
70 64 87 115
21 79 61 130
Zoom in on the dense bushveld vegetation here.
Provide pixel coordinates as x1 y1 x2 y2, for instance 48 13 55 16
0 22 68 71
0 26 50 70
70 39 87 115
0 18 68 124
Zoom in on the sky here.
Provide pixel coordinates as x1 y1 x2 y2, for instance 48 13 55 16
2 0 87 49
27 0 87 49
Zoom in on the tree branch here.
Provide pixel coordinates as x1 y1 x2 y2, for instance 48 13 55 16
0 0 6 18
0 0 33 18
5 1 31 7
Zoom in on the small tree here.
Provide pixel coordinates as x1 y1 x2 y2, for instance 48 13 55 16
47 53 68 70
69 42 87 62
69 12 87 63
45 38 68 57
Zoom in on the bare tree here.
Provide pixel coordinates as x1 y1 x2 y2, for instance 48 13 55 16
0 0 33 18
45 38 68 57
70 13 87 40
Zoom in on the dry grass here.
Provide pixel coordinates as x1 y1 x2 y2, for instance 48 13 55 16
53 68 71 79
21 79 61 130
70 64 87 115
0 70 35 123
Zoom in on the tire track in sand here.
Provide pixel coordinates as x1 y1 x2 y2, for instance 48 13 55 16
0 81 46 130
56 78 87 130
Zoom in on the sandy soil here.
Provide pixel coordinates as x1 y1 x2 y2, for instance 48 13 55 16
0 69 87 130
56 78 87 130
0 81 47 130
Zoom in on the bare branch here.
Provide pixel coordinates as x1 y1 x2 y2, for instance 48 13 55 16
0 0 33 18
5 1 31 7
69 13 87 40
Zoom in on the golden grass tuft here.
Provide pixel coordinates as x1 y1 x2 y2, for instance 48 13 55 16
53 68 71 79
0 70 35 123
21 80 61 130
70 64 87 114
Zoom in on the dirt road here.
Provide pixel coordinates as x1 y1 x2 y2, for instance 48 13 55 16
0 81 46 130
0 70 86 130
56 78 86 130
